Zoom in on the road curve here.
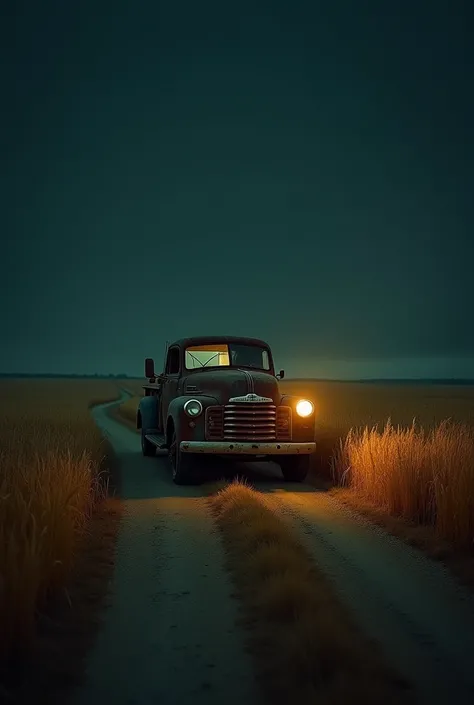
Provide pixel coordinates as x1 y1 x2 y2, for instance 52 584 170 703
245 462 474 705
75 393 257 705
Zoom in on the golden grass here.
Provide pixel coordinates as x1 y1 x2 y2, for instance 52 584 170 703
280 380 474 552
210 479 414 705
332 419 474 548
280 378 474 464
0 379 121 677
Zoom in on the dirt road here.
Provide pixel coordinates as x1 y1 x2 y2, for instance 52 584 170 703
81 394 474 705
76 394 257 705
245 462 474 705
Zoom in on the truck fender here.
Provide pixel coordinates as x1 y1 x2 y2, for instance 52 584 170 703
280 393 300 408
166 394 219 446
138 396 159 432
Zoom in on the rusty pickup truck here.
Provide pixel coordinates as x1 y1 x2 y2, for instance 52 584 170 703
137 336 316 484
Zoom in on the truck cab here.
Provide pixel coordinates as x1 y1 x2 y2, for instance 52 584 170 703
137 336 316 485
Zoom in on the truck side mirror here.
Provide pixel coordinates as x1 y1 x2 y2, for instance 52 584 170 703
277 369 285 380
145 357 155 378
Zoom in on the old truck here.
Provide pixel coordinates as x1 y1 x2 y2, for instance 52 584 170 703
137 336 316 484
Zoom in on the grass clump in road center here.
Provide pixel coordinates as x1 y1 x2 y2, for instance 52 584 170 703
210 479 414 705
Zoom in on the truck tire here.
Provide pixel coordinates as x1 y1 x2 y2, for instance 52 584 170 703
141 429 156 457
279 455 310 483
168 430 201 485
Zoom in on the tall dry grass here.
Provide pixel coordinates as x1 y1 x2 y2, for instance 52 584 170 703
281 380 474 551
332 419 474 548
0 379 120 674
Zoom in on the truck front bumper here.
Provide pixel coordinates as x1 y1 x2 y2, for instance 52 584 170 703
180 441 316 455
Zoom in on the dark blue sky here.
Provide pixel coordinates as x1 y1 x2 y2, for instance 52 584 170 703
1 1 473 377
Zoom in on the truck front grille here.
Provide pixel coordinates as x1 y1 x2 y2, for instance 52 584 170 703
206 406 224 441
225 403 276 441
205 404 292 442
275 405 292 441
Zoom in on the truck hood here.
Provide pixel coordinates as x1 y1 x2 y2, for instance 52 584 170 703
184 368 281 405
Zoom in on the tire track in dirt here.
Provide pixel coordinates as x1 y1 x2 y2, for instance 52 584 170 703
75 394 257 705
251 473 474 705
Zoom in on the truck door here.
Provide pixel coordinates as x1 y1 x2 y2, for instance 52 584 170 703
161 346 181 424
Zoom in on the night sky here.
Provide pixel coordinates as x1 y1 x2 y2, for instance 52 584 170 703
1 1 473 378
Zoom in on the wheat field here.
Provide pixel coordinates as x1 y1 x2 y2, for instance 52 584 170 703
0 379 120 673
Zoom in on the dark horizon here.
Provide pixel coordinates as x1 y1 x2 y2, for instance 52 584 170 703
2 1 472 374
2 370 474 386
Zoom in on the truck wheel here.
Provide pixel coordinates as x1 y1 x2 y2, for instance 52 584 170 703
168 431 201 485
279 455 310 483
141 429 156 457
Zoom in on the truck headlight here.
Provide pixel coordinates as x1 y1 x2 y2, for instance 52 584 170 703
296 399 314 418
184 399 203 418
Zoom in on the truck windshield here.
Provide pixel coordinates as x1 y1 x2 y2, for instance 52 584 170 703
185 343 270 371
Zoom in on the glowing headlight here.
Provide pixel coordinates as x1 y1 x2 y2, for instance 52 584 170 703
184 399 203 417
296 399 314 418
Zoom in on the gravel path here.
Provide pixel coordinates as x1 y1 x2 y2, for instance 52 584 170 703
247 462 474 705
75 395 257 705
